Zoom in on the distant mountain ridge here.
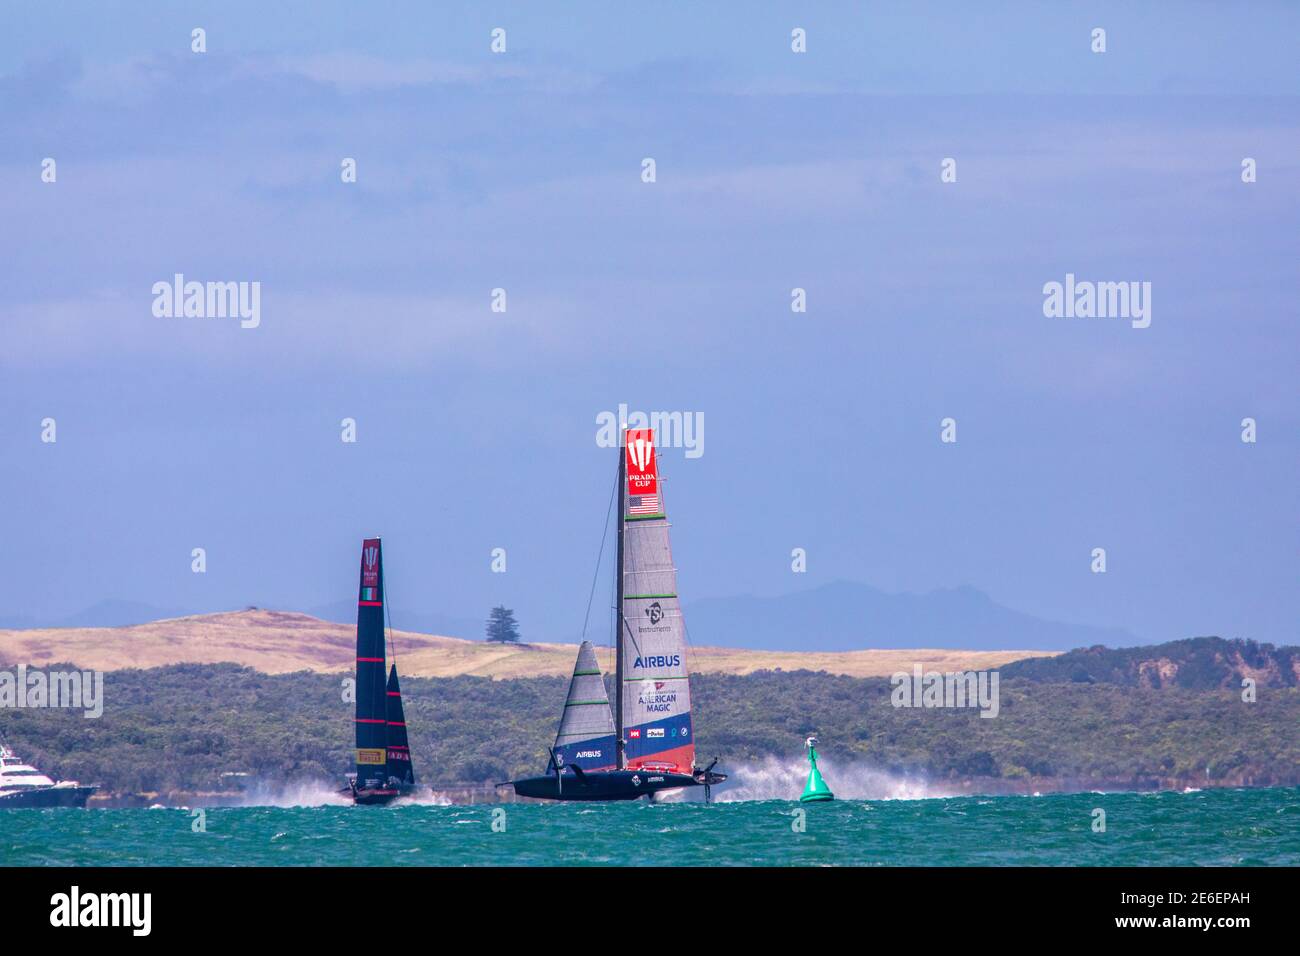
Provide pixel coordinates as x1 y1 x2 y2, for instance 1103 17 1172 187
683 581 1142 651
305 600 483 642
1001 637 1300 689
0 599 194 630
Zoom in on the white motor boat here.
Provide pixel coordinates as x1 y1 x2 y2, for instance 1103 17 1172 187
0 743 97 808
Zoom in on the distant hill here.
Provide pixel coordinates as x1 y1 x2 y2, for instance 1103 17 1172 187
0 600 481 635
684 580 1141 651
305 600 483 642
7 660 1299 798
0 609 1052 679
1001 637 1300 689
7 580 1141 653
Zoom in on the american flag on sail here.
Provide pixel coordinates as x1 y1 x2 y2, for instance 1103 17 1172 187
628 493 660 515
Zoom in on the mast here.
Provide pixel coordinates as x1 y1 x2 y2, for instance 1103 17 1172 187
614 432 627 770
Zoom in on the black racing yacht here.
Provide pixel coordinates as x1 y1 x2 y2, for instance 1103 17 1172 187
342 537 418 806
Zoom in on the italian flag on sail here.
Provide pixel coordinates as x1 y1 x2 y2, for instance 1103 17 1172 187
360 587 379 602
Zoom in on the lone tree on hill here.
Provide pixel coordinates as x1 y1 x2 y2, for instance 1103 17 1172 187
485 605 521 643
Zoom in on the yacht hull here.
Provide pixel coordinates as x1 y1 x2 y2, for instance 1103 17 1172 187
508 769 725 801
347 784 415 806
0 785 97 809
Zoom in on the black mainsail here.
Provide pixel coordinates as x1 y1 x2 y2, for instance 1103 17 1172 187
354 537 387 784
384 665 415 786
348 536 416 805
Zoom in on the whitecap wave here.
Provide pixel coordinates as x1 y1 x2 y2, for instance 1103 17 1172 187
392 788 453 807
236 780 350 808
708 754 957 802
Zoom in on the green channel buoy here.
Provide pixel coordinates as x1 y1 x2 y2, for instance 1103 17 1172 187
800 735 834 802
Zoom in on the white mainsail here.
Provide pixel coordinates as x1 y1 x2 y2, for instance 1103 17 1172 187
619 427 695 773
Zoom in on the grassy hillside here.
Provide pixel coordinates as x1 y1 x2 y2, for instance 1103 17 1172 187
0 609 1052 679
4 655 1297 796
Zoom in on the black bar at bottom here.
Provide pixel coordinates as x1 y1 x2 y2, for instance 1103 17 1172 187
0 866 1283 941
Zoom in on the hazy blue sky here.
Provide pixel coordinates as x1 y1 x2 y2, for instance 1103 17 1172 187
2 2 1296 645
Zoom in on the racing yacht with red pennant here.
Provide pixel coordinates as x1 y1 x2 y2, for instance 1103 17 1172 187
505 428 725 801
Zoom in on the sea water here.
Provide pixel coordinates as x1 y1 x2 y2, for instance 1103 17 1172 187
2 787 1297 866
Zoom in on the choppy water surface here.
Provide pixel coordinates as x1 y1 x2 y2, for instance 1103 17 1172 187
2 786 1297 866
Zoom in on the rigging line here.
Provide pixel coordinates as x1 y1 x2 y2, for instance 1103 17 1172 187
660 453 699 701
580 456 620 644
621 614 644 659
384 568 398 671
